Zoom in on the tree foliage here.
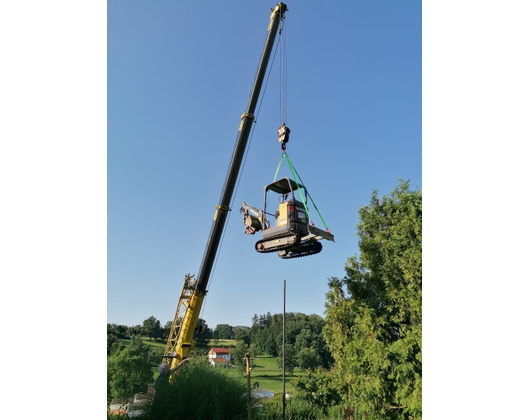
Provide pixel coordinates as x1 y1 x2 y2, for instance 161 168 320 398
107 332 122 356
250 312 331 368
293 366 341 410
229 340 257 372
323 180 422 419
297 347 322 371
214 323 235 340
193 318 212 346
276 344 296 375
142 316 162 341
107 335 154 400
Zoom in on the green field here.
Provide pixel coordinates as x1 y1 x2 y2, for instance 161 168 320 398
118 338 236 352
116 338 299 394
227 355 301 394
118 337 166 349
205 339 236 347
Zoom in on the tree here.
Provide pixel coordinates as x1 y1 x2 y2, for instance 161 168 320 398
214 323 234 340
142 316 162 341
323 180 422 419
107 343 154 400
248 343 257 359
107 333 122 356
293 366 341 410
276 344 296 375
162 320 173 341
193 318 211 346
251 314 259 328
212 329 220 345
297 347 322 371
262 329 277 356
229 340 249 372
235 329 250 346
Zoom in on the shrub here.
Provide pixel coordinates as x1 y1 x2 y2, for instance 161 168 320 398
255 395 326 420
140 358 251 420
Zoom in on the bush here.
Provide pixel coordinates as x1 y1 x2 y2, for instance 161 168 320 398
326 405 356 420
139 358 251 420
292 367 341 410
255 395 326 420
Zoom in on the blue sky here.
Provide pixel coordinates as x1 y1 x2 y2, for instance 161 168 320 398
107 0 422 329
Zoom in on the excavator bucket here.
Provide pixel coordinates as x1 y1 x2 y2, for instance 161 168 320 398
240 202 266 235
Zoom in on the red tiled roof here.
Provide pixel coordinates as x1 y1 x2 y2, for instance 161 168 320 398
209 347 230 354
211 358 228 363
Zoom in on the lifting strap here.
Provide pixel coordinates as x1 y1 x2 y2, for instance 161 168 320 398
283 152 330 232
269 151 330 232
284 153 313 225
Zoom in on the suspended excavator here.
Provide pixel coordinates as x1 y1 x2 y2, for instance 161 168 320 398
239 123 334 259
240 176 334 259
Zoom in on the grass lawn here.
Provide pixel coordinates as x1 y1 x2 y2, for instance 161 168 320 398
226 355 301 395
118 337 166 349
205 339 236 347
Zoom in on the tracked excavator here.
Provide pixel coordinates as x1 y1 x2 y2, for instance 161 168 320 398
240 176 334 259
239 121 334 259
162 3 289 371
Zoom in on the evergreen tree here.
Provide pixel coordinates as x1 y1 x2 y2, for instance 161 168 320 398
323 181 422 419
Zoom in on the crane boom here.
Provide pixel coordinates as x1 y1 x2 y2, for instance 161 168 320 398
163 2 288 370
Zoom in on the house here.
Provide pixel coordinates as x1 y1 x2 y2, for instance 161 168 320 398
207 347 231 364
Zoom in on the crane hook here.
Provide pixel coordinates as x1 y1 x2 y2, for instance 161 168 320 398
278 124 290 151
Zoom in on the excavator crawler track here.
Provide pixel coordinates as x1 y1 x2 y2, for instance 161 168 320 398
277 240 322 259
255 233 300 254
255 232 323 259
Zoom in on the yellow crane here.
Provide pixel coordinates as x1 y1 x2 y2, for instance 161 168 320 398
162 2 288 371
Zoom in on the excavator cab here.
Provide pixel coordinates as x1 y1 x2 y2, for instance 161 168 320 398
240 177 334 259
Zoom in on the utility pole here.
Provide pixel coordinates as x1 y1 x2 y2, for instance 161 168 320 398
246 353 252 420
283 279 286 420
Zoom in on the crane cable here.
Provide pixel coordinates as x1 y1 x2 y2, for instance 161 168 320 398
198 22 285 320
279 20 288 125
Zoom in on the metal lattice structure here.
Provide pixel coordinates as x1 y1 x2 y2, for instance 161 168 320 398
162 274 197 366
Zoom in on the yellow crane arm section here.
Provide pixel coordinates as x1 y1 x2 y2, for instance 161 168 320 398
163 274 205 369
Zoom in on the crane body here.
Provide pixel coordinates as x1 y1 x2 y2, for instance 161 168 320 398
163 2 288 369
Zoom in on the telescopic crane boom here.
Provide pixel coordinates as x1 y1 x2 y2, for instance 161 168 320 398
163 2 288 370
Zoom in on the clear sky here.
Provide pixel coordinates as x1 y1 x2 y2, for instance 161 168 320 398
107 0 422 329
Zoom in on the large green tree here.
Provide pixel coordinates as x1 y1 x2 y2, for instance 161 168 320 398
193 318 212 346
323 181 422 419
107 332 122 356
214 323 234 339
142 316 162 341
107 336 154 400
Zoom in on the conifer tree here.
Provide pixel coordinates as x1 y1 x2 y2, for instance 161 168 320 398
324 180 422 419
